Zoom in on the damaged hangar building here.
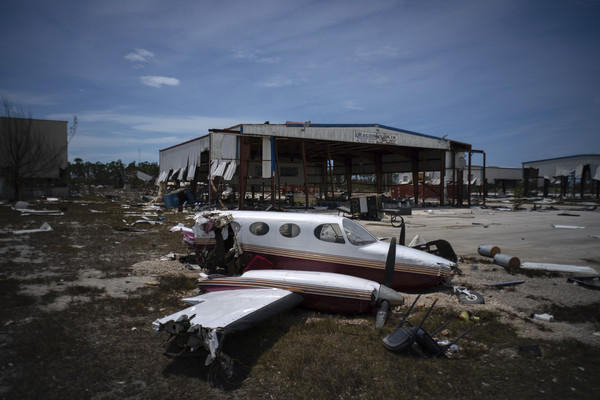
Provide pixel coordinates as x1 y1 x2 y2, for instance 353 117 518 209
158 122 486 209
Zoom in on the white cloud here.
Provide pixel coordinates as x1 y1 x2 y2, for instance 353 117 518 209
343 100 363 111
139 76 180 88
124 48 155 63
233 49 280 64
259 77 292 88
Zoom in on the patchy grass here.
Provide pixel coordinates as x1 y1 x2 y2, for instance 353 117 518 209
548 302 600 324
0 278 36 315
1 199 600 399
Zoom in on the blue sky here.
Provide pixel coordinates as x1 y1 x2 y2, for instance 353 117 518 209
1 0 599 167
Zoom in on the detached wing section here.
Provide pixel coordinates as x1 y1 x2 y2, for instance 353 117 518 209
153 288 303 363
155 288 303 333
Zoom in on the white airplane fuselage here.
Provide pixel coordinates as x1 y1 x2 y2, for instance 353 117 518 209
192 211 456 291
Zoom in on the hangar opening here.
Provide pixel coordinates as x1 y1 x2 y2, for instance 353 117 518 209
158 122 485 210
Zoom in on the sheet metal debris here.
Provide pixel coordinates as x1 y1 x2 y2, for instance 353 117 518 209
13 222 53 235
521 262 596 275
552 225 585 229
489 280 525 288
567 276 600 290
160 252 176 261
13 200 64 216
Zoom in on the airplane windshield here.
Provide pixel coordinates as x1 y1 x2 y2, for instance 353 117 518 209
342 218 377 246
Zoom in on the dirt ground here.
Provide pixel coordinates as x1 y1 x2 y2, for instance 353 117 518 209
1 197 599 399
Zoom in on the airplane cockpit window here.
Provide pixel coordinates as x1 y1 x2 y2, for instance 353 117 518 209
249 222 270 236
342 218 377 246
314 223 345 244
230 221 241 233
279 223 301 238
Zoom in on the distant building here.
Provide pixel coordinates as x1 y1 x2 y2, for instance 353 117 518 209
0 117 68 198
392 165 521 200
522 154 600 198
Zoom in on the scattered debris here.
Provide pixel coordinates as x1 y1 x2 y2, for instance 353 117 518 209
160 252 176 261
454 286 485 304
567 276 600 290
489 280 525 288
557 213 580 217
478 244 501 258
13 201 65 216
493 253 521 269
457 310 480 322
552 225 585 229
163 188 195 208
13 222 53 235
113 226 148 233
14 201 29 209
407 233 427 247
531 313 554 322
382 295 470 357
169 223 195 249
184 263 202 270
519 344 542 357
521 262 596 275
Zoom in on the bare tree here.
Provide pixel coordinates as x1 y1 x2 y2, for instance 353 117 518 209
0 96 77 200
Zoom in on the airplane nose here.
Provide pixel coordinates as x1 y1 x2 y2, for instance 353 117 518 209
378 285 404 306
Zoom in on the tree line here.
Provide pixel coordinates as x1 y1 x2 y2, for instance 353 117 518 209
69 159 159 188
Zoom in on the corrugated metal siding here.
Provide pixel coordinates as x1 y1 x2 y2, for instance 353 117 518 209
159 136 209 173
242 124 450 150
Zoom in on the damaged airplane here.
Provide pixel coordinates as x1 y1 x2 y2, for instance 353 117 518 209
156 210 463 373
178 210 457 291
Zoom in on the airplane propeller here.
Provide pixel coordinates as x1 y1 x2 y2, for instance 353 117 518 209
384 236 396 288
376 237 399 328
397 216 405 246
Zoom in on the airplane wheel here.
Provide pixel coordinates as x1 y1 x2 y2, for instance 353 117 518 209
458 292 484 304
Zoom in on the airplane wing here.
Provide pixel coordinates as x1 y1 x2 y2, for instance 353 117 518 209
153 288 303 364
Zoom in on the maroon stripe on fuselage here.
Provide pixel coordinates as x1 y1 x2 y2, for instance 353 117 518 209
241 252 443 291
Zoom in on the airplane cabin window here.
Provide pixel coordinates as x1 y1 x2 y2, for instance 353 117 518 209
342 218 377 246
314 223 345 244
249 222 270 236
279 223 301 238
